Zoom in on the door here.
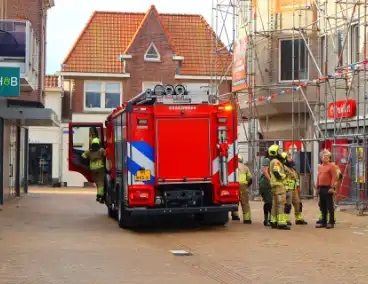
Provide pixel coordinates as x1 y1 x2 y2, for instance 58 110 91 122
28 144 53 186
68 123 104 182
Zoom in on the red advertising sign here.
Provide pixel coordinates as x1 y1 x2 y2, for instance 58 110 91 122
284 141 303 153
232 36 247 92
328 100 356 119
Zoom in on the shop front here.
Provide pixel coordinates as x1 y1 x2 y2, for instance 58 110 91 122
319 99 367 204
0 99 59 206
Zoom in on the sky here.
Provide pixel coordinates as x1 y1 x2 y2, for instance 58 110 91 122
46 0 232 74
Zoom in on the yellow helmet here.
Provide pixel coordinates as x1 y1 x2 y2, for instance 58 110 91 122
91 137 100 145
268 144 280 157
281 152 288 160
358 147 364 153
238 154 243 163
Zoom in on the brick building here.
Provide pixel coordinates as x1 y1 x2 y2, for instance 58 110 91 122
0 0 56 206
55 5 232 187
59 5 231 121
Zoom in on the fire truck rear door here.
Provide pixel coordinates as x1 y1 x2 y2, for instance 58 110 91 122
68 122 105 182
156 118 211 182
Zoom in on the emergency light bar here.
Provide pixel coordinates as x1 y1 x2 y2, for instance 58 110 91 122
128 84 212 106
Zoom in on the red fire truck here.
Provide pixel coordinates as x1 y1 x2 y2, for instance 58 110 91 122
69 84 240 228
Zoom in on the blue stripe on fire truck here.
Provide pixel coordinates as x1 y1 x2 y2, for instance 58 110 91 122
127 157 155 185
131 141 154 161
127 141 155 185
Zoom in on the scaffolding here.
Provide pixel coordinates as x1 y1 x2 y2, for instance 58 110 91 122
211 0 368 213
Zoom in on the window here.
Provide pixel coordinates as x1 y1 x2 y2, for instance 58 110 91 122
84 81 122 111
279 39 309 81
320 35 327 75
350 24 359 64
337 30 343 67
240 1 247 25
144 42 160 62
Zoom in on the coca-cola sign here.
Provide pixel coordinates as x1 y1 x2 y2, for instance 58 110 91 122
328 100 356 119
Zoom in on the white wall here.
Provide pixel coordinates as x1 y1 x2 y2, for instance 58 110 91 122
142 81 161 91
45 89 62 121
72 113 107 123
29 127 61 180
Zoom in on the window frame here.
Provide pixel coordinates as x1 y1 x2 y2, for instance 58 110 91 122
144 42 161 62
239 1 247 27
349 23 359 65
83 81 122 112
320 35 327 76
337 30 344 67
278 38 310 83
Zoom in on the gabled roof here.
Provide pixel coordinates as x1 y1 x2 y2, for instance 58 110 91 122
62 5 231 76
45 75 59 88
124 5 177 54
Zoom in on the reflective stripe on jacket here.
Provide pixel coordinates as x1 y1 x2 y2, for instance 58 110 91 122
284 165 299 190
82 149 105 170
239 163 252 185
270 158 286 186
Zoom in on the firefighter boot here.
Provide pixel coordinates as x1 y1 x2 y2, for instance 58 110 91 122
285 204 292 226
316 212 323 224
232 211 240 221
96 195 105 204
277 214 291 230
243 212 252 224
295 203 307 225
270 215 278 229
96 187 105 204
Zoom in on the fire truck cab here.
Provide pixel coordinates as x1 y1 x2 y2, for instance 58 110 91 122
69 84 240 228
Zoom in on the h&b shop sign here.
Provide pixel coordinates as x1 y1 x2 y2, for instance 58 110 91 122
0 67 20 97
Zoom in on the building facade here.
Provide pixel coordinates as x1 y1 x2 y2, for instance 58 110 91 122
0 0 57 206
236 0 368 197
57 5 232 187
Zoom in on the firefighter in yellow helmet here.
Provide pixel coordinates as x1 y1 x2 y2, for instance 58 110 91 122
281 152 308 225
268 145 290 230
82 137 106 203
232 154 252 224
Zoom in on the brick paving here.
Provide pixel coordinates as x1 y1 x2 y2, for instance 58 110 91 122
1 188 368 284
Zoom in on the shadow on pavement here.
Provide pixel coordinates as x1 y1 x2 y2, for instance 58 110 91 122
130 215 229 234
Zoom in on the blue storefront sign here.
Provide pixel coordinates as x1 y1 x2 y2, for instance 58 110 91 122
0 67 20 97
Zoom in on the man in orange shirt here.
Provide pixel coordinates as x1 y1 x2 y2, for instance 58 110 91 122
316 149 337 229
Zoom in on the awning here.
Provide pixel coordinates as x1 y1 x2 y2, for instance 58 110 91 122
0 107 60 127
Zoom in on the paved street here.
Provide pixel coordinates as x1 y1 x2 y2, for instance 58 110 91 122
1 188 368 284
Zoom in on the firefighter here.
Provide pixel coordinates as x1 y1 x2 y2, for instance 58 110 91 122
232 155 252 224
269 144 290 230
282 152 308 226
316 161 341 224
259 150 273 226
82 137 106 204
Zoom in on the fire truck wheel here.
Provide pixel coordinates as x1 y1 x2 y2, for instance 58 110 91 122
108 207 117 220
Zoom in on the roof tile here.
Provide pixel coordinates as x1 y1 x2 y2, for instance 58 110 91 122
45 75 59 88
63 6 231 76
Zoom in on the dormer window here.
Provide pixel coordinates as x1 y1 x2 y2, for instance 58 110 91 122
144 42 160 62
